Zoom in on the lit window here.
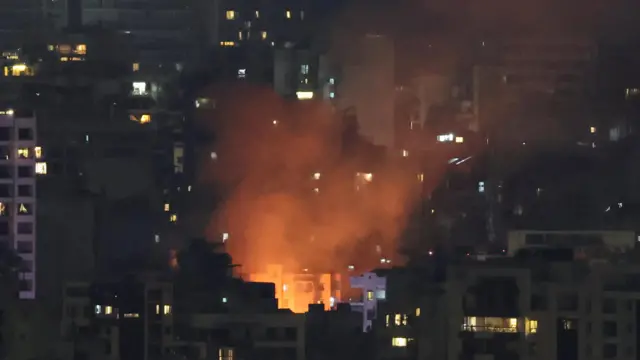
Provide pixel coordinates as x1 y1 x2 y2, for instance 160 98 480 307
34 147 42 159
455 136 464 143
35 162 47 175
132 82 147 96
105 306 113 315
139 114 151 124
526 318 538 334
329 92 335 99
296 91 313 100
417 173 424 182
75 44 87 55
58 44 71 54
123 313 140 318
59 57 68 62
462 316 519 333
7 64 33 77
285 10 291 18
590 126 596 134
47 45 54 51
220 41 236 47
255 10 260 18
394 314 401 326
95 305 102 314
164 203 170 212
261 31 268 40
301 64 309 75
402 149 409 157
313 172 321 180
226 10 235 20
300 10 305 19
238 31 243 40
376 290 386 300
222 233 230 242
391 337 408 347
238 68 246 79
385 314 390 327
416 308 421 316
17 148 29 159
0 203 6 216
155 304 160 314
132 63 140 72
170 214 177 222
18 204 29 214
366 290 374 300
437 133 454 142
163 305 171 315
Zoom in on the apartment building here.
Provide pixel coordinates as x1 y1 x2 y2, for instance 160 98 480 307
178 312 306 360
61 276 175 360
0 110 38 299
376 258 640 360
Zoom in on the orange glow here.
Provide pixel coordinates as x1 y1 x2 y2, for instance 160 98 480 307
249 265 340 313
194 84 432 311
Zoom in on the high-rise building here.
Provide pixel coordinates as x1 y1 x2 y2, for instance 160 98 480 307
0 109 38 299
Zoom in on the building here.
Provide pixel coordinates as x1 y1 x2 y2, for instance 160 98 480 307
0 110 38 299
375 257 640 360
350 271 387 331
178 311 306 360
61 275 175 360
507 230 637 258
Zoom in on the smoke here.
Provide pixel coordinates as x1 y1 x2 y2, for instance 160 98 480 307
198 84 421 273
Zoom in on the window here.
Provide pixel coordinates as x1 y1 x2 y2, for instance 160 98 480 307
0 128 9 141
300 64 309 75
462 317 518 333
18 185 32 197
34 146 42 159
603 298 617 314
164 203 170 212
132 82 147 96
18 203 33 215
285 10 291 18
132 63 140 72
18 128 32 140
0 166 10 178
18 166 32 177
415 308 421 316
0 221 8 235
17 148 29 159
35 162 47 175
220 41 235 47
163 305 171 315
170 214 177 222
0 185 10 197
603 321 617 337
526 318 538 334
75 44 87 55
255 10 260 18
300 10 305 19
261 31 268 40
366 290 373 301
16 241 33 254
603 344 617 358
391 337 408 347
105 306 113 315
226 10 235 20
17 222 33 234
0 203 7 216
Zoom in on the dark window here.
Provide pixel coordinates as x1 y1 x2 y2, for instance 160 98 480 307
18 279 32 291
0 185 10 197
105 341 111 355
0 128 9 141
18 166 32 178
0 166 11 178
65 286 89 297
603 321 617 337
17 185 32 197
17 222 33 234
557 293 579 311
284 327 297 341
0 146 9 159
18 128 33 140
603 344 617 358
266 327 277 340
0 221 9 235
603 298 617 314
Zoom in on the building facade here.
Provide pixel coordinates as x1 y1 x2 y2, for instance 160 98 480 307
0 110 38 299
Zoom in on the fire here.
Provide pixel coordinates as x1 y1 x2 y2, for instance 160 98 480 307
249 264 341 313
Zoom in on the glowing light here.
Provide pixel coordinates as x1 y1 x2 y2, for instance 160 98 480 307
455 136 464 143
296 91 314 100
437 133 454 142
